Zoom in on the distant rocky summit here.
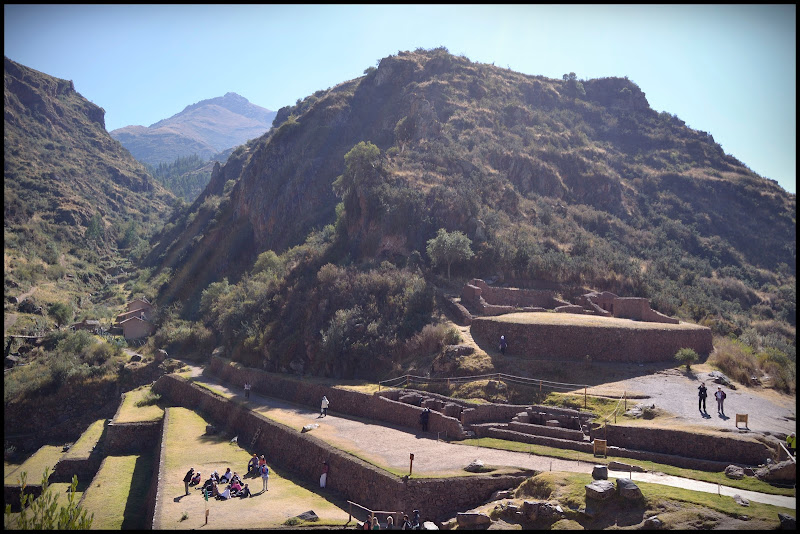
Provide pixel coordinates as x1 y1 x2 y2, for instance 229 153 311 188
110 92 276 166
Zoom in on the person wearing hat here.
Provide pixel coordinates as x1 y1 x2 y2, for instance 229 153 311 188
183 467 195 495
499 335 507 355
714 386 726 415
787 432 796 457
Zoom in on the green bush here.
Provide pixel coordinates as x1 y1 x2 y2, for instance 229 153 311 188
674 348 699 370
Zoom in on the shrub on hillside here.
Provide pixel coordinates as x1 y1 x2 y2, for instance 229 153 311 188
707 337 759 387
674 348 699 370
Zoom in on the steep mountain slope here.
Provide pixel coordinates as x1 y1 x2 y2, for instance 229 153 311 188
4 56 175 251
4 56 176 315
110 92 276 166
148 48 795 378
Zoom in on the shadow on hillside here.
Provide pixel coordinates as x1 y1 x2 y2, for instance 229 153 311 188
120 452 155 530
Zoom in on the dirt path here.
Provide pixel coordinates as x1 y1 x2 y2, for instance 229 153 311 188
173 360 795 509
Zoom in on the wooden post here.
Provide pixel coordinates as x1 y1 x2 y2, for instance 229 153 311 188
624 391 627 412
539 380 542 393
584 387 587 409
409 453 414 476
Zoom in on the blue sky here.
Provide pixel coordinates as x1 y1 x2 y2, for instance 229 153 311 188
4 4 796 193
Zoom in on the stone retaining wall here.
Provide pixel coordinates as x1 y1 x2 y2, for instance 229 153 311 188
471 317 713 362
104 421 162 455
152 375 529 522
604 425 777 466
461 402 593 428
508 421 586 441
209 357 466 439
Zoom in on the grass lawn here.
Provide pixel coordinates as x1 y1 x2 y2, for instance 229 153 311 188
115 385 164 423
156 407 351 529
80 454 153 530
62 419 105 459
458 437 795 497
3 445 63 486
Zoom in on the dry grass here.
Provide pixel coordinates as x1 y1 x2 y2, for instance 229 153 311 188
156 407 350 529
3 445 63 486
80 454 150 530
115 385 164 423
62 418 105 459
483 312 708 331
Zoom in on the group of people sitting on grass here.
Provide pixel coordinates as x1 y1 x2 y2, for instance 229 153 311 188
188 466 252 500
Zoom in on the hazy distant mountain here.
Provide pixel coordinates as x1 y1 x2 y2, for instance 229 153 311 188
110 92 276 166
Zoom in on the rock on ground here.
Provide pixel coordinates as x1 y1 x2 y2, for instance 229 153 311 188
585 479 615 500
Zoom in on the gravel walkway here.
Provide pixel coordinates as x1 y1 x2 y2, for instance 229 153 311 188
600 368 796 436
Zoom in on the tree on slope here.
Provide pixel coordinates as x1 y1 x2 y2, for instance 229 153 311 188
426 228 474 281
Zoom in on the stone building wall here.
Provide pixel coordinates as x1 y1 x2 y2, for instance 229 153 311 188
209 357 466 439
471 318 713 362
151 375 527 523
604 425 777 466
104 420 162 455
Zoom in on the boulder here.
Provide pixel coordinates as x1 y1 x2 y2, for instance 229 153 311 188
616 478 643 500
456 512 492 528
778 513 796 530
205 424 217 434
592 465 608 480
129 353 142 362
294 510 318 522
520 500 563 521
608 461 646 473
443 344 475 358
489 489 514 501
643 515 663 529
755 460 796 483
585 480 615 500
464 459 485 472
301 424 319 433
422 521 439 530
724 465 746 480
732 494 749 507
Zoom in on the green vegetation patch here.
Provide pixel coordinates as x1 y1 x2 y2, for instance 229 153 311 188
115 385 164 423
80 454 153 530
459 437 794 497
62 418 106 459
3 445 63 486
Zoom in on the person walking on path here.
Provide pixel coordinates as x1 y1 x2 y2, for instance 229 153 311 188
260 462 270 492
183 467 195 496
787 432 796 456
714 386 727 415
320 461 329 488
320 396 329 417
499 335 507 355
244 381 251 399
697 382 707 413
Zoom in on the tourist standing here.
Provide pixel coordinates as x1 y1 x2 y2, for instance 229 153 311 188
244 381 251 399
787 432 796 456
260 462 270 492
183 467 194 496
697 382 707 413
714 386 726 415
320 461 329 488
419 408 430 432
499 335 507 355
320 396 329 417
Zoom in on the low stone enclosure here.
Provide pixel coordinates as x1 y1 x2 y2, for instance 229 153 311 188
459 279 713 362
461 279 678 324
